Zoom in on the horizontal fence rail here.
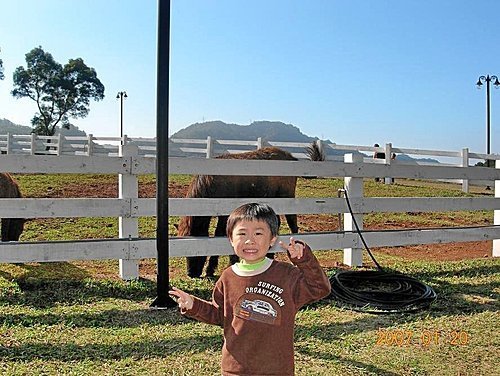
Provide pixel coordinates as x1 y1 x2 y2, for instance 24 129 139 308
2 226 500 264
4 154 500 182
2 197 500 218
1 135 500 279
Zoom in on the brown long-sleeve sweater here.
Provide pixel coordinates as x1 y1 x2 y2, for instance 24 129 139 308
182 244 331 376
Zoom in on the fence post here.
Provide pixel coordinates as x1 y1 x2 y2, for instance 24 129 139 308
30 134 36 155
206 136 213 158
87 134 94 156
57 133 63 156
343 153 364 266
257 137 263 149
461 148 469 193
119 142 140 280
6 133 11 154
384 142 393 184
493 160 500 258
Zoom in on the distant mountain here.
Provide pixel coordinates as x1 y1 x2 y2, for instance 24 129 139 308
170 120 345 157
170 120 441 163
0 118 32 134
171 120 323 143
395 154 438 163
0 118 87 137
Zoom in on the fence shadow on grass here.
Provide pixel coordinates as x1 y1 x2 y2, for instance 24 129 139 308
0 274 157 308
0 307 194 328
405 263 500 314
0 276 213 328
0 335 222 362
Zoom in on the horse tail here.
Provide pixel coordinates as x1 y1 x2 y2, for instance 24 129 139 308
305 141 326 161
176 215 192 236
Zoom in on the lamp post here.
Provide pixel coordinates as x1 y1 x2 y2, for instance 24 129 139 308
116 91 128 142
476 75 500 167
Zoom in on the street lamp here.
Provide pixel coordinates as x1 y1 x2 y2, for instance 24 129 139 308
116 91 128 141
476 75 500 167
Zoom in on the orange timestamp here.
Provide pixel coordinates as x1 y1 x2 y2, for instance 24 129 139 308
375 328 469 347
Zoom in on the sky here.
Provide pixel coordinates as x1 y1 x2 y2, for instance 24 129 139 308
1 0 500 155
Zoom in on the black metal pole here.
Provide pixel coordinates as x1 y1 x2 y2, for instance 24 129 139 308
151 0 176 308
477 75 499 169
120 94 124 139
116 91 127 143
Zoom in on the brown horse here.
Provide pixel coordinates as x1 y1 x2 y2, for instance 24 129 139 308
177 143 325 278
0 173 25 241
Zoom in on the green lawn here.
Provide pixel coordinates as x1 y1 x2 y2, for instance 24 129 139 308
0 175 499 375
0 257 498 375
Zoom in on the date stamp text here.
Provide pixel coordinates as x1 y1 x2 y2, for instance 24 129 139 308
375 329 469 346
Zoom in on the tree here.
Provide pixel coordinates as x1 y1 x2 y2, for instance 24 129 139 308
0 47 4 80
11 46 105 136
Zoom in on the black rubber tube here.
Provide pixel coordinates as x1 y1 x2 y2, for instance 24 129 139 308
328 189 437 313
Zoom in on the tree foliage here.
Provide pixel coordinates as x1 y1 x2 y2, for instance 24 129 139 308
11 46 105 136
0 47 4 80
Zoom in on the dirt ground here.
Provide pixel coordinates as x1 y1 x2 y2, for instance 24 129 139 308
44 179 493 262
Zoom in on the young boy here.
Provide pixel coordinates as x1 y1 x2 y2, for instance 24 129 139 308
169 203 331 376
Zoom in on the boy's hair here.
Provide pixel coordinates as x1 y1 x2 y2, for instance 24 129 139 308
226 203 279 238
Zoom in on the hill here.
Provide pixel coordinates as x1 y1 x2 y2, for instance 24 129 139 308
171 120 322 143
0 118 87 137
169 120 346 157
0 118 33 134
170 120 440 163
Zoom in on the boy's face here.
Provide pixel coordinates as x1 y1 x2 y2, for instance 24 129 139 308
229 219 277 264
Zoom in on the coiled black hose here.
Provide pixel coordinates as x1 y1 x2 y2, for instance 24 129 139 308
329 270 437 313
328 189 437 313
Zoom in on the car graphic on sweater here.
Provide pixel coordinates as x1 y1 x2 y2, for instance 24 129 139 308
240 299 277 317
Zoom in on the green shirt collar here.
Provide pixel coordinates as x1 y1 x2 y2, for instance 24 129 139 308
232 257 274 276
237 257 268 271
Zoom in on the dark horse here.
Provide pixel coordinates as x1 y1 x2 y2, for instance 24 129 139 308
177 143 324 278
0 173 25 241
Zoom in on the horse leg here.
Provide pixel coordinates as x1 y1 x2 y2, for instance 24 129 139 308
1 218 23 242
1 219 9 242
265 214 283 260
206 216 228 277
185 216 211 278
187 256 207 278
9 218 24 241
270 214 298 259
285 214 298 233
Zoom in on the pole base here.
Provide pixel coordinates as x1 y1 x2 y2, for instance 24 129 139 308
150 295 178 309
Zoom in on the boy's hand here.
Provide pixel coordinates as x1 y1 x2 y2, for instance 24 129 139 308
169 286 194 310
279 236 304 260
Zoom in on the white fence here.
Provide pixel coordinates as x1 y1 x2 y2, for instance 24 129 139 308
1 135 500 280
2 133 499 191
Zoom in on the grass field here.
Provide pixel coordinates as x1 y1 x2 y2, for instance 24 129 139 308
0 175 499 375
